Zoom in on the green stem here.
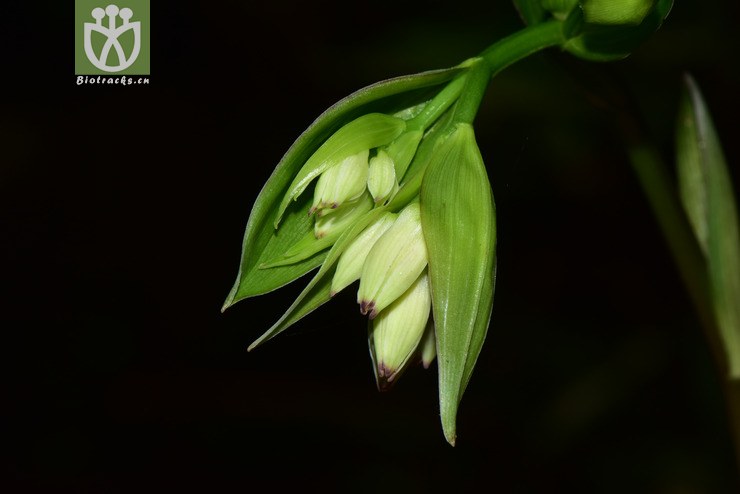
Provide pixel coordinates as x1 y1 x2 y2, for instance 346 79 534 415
450 61 492 126
407 75 466 131
479 19 567 76
456 19 568 125
409 19 567 130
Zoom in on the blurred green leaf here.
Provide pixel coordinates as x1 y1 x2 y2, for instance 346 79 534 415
676 73 740 378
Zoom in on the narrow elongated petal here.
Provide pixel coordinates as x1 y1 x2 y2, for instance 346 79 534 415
677 74 740 378
311 150 369 212
357 202 428 319
371 271 432 389
331 212 397 296
420 123 496 446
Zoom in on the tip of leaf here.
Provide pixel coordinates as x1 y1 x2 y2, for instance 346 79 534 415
221 291 236 313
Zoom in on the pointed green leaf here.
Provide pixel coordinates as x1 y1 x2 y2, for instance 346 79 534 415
420 123 496 446
677 74 740 378
224 66 464 310
224 192 327 303
248 207 389 351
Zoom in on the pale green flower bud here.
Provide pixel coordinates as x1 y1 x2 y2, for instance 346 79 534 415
314 193 373 239
357 202 427 319
419 319 436 369
385 129 423 179
582 0 655 25
331 212 398 296
367 150 398 205
372 270 431 389
310 150 369 214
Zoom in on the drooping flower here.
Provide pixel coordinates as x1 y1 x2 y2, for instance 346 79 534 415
223 59 496 447
331 211 397 296
357 202 427 319
370 270 432 390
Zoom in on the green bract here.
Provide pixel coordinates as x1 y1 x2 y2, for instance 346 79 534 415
222 65 464 309
223 1 672 446
223 50 500 445
420 123 497 446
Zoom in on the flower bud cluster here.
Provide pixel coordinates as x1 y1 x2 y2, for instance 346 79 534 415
334 202 434 388
306 145 402 240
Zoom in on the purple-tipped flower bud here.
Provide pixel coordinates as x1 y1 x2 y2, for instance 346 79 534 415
311 150 369 214
371 271 432 389
357 202 428 319
331 212 398 296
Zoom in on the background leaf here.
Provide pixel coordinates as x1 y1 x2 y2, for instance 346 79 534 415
676 73 740 378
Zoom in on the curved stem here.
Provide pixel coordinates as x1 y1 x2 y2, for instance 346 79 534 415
407 76 466 131
479 19 566 77
450 60 491 126
409 19 567 131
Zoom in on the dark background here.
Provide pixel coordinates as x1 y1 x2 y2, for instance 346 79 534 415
4 1 740 492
